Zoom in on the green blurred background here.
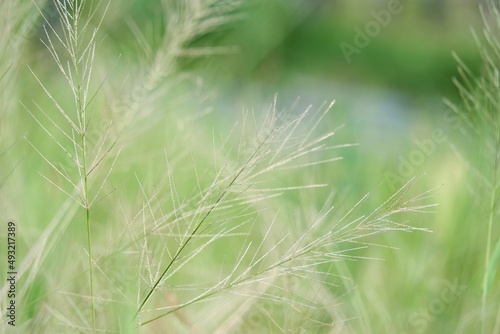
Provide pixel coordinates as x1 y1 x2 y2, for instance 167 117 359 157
6 0 498 332
107 0 489 332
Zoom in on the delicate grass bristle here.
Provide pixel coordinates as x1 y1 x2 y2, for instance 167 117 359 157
2 0 443 332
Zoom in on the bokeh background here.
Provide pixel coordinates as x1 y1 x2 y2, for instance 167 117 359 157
2 0 498 333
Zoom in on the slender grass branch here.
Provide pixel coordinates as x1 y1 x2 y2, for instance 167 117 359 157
481 97 500 334
136 133 269 316
450 3 500 331
82 124 96 332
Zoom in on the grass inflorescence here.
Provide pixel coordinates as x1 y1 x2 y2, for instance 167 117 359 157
0 0 446 333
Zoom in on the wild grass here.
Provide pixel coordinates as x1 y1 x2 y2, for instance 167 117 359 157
129 99 434 330
0 0 440 333
445 0 500 332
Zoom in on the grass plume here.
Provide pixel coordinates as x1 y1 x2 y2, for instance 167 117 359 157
4 0 436 332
